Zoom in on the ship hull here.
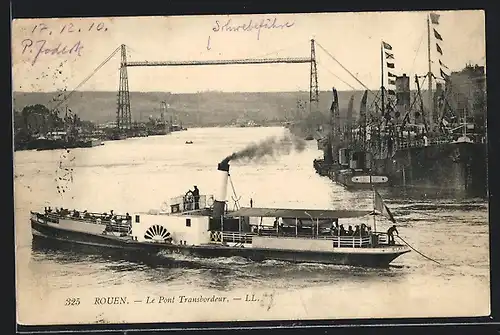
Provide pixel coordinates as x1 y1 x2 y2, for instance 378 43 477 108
313 160 390 190
314 141 487 198
31 219 408 268
378 141 487 198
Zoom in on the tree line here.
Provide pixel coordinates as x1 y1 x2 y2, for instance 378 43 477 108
14 104 97 146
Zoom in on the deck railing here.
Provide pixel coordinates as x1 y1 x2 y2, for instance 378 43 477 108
169 194 215 213
211 231 391 248
33 211 132 234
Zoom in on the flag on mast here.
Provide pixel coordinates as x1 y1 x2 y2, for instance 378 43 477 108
436 43 443 55
439 60 449 69
382 41 392 50
373 189 396 223
433 29 443 41
430 13 440 25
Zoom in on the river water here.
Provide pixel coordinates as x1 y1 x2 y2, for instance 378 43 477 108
14 126 490 326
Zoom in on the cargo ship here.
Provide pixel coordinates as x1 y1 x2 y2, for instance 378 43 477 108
314 12 487 198
30 161 410 268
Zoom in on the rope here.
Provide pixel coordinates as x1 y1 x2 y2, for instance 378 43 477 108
228 174 240 210
409 31 425 75
396 235 441 265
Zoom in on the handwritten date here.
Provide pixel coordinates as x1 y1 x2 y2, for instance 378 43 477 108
21 39 84 66
32 22 107 35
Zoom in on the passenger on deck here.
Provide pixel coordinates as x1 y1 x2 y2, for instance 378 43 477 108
192 186 200 210
332 222 339 236
361 223 367 236
387 225 399 245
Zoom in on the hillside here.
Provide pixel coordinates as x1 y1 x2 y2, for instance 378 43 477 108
13 90 383 126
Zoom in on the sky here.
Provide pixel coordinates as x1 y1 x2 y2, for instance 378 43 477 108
11 10 485 94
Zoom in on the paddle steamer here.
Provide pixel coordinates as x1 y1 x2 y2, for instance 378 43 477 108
31 161 410 267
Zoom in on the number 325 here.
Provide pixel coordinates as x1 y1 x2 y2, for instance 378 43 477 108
65 297 80 306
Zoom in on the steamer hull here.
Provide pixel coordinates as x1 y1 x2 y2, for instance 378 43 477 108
31 219 164 253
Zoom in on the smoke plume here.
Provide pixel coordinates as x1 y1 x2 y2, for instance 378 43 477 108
222 133 306 164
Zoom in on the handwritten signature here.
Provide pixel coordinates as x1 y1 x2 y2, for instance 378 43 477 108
21 39 84 66
212 17 295 41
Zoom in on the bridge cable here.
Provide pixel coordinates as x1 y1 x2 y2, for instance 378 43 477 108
51 46 121 112
317 60 357 91
315 41 375 95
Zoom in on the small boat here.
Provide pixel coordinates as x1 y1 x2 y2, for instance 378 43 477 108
30 162 410 268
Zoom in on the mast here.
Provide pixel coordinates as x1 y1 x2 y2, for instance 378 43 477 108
415 75 429 134
427 14 433 131
372 186 377 233
381 42 385 116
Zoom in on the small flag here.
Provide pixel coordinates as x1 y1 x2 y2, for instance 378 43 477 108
388 79 396 85
386 62 395 68
440 68 449 79
388 72 396 78
439 60 449 69
385 52 394 59
388 90 396 95
430 13 440 25
436 43 443 55
374 189 396 223
433 29 443 41
382 41 392 50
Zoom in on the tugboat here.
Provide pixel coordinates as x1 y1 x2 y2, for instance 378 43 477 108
30 161 410 268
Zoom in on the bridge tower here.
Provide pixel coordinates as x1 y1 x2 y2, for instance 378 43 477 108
309 39 319 114
117 44 132 130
